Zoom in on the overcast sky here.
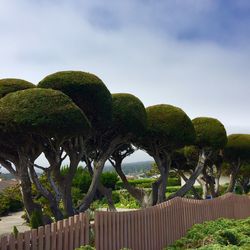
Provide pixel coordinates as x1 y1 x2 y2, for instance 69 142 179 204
1 0 250 164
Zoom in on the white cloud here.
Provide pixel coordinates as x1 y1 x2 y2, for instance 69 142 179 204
0 0 250 165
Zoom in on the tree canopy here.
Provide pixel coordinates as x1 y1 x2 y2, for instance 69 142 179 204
38 71 112 131
139 104 195 151
0 78 35 98
224 134 250 163
192 117 227 150
111 93 147 136
0 88 90 138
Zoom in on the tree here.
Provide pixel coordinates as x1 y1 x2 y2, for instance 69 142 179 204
0 88 90 220
38 71 113 215
78 93 147 212
39 72 147 212
224 134 250 193
136 104 196 204
169 117 227 199
109 144 151 207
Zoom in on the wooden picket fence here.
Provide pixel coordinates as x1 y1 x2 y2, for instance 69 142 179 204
0 193 250 250
0 213 89 250
94 193 250 250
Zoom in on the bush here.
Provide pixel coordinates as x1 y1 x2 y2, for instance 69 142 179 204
165 217 250 249
113 190 140 209
0 185 23 216
30 210 43 229
101 172 119 189
116 177 180 190
75 246 95 250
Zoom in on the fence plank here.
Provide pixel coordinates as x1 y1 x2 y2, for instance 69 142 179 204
45 224 51 250
38 227 44 250
0 236 7 250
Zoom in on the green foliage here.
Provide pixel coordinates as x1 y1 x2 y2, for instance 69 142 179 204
0 88 90 138
67 167 92 194
30 210 43 229
224 134 250 163
112 93 147 136
116 178 180 190
139 104 196 151
38 71 112 131
100 172 119 189
113 190 140 209
0 186 23 216
74 245 95 250
166 217 250 249
74 247 131 250
12 226 19 238
192 117 227 149
0 78 35 98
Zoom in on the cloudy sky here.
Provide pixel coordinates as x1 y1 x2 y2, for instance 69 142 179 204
1 0 250 164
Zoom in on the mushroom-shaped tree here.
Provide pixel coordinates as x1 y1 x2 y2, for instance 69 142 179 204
39 71 147 212
169 117 227 198
78 93 147 212
38 71 113 215
224 134 250 192
0 78 35 98
0 88 90 220
38 71 112 131
136 104 196 204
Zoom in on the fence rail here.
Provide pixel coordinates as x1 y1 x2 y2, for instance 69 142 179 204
0 193 250 250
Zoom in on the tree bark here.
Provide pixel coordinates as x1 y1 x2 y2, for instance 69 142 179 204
154 154 171 204
17 156 42 220
226 161 241 193
78 158 106 212
178 171 201 199
29 165 64 220
86 159 117 211
114 162 148 207
168 150 207 199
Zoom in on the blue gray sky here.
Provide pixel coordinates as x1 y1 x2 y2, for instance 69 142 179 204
1 0 250 164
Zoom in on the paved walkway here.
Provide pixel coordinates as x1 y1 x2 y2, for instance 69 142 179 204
0 211 30 236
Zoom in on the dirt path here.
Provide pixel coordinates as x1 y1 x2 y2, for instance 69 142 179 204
0 211 30 236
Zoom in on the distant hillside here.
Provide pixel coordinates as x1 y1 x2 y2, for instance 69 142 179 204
104 161 154 175
1 161 154 179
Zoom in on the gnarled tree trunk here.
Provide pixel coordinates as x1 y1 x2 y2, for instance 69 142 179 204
168 150 207 199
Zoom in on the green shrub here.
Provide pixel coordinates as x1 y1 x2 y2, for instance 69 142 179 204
116 177 180 190
75 245 95 250
30 210 43 229
12 226 19 238
114 190 140 209
101 172 119 189
216 229 240 246
165 217 250 249
0 186 23 216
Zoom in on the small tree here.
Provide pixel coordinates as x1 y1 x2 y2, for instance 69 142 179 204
136 104 196 204
224 134 250 193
